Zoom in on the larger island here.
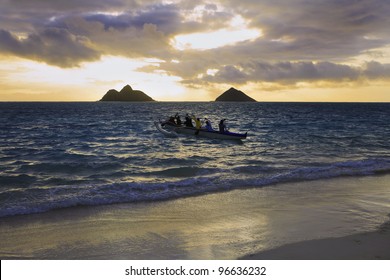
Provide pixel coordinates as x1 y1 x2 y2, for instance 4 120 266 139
100 85 154 102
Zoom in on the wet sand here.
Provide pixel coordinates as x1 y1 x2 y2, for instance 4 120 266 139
1 175 390 259
241 218 390 259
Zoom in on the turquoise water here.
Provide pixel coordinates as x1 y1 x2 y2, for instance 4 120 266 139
1 102 389 217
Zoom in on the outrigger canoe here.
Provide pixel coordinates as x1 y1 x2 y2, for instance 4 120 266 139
159 121 247 140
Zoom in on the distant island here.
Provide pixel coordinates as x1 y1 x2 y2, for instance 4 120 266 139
215 87 257 102
100 85 155 102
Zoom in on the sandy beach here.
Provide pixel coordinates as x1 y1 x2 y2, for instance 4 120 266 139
1 175 390 260
242 218 390 259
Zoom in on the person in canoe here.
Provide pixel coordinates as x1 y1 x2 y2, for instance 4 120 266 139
192 115 202 135
204 118 213 131
175 113 182 125
192 115 202 129
218 119 227 133
184 114 193 127
168 116 176 124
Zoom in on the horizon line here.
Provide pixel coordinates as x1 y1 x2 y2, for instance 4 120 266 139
1 100 390 104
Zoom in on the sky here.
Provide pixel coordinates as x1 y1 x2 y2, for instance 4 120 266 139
0 0 390 101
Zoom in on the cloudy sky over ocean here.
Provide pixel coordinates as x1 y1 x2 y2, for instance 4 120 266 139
1 0 389 101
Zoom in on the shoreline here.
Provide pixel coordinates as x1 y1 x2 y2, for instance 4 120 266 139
1 175 390 259
241 216 390 260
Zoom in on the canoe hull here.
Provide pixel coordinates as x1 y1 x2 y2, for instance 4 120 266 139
154 121 178 137
161 122 247 140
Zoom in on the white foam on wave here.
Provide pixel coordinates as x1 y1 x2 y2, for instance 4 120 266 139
1 158 390 218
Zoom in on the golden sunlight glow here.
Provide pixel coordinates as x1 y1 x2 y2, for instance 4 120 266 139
0 56 185 101
171 16 262 50
1 2 390 102
1 54 390 102
207 69 219 76
172 29 261 50
347 45 390 66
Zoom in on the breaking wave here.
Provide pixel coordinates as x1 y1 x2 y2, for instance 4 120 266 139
1 158 389 217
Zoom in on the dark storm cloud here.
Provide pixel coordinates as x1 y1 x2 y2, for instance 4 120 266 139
0 0 390 86
364 61 390 79
82 2 232 35
222 0 390 61
0 0 134 32
168 0 390 86
1 0 132 12
84 4 182 33
203 62 359 84
212 65 248 83
0 0 235 67
0 28 99 67
197 61 390 85
0 1 180 66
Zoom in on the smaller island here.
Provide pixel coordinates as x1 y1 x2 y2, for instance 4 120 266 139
100 85 154 102
215 87 256 102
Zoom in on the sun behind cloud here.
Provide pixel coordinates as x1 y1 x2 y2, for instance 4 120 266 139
171 15 262 50
0 0 389 101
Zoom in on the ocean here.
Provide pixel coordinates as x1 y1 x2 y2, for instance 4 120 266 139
1 102 389 218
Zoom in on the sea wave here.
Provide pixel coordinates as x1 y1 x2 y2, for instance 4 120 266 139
1 102 389 217
1 158 389 217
